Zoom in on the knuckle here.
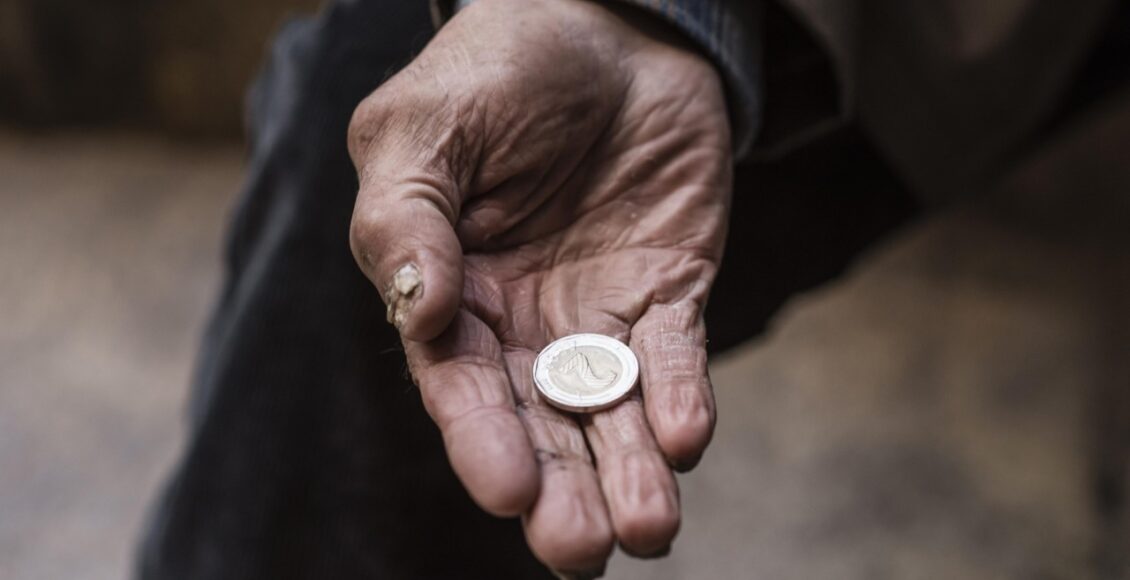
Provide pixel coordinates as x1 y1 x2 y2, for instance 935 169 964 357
347 209 383 267
347 91 398 164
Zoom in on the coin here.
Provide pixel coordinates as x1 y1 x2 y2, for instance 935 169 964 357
533 334 639 413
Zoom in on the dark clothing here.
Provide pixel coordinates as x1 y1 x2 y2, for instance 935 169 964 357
136 4 548 578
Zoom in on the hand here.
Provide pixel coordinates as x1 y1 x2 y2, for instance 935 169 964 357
347 0 732 575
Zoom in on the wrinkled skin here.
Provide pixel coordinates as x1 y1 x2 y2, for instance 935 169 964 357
347 0 731 575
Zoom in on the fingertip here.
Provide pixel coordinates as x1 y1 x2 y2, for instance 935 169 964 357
472 468 540 518
631 544 672 560
350 199 465 341
395 255 464 342
599 445 681 556
669 451 704 473
614 496 680 558
530 520 615 575
445 409 540 517
656 419 713 471
473 454 540 518
652 386 715 470
617 507 679 558
525 476 615 573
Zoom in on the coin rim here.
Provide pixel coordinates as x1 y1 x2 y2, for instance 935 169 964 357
532 333 639 413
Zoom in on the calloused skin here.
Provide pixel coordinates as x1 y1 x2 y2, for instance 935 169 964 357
347 0 731 576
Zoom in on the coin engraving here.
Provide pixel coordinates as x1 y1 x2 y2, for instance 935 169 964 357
548 346 622 395
533 334 639 413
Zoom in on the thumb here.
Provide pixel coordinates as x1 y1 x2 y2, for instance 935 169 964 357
348 130 466 342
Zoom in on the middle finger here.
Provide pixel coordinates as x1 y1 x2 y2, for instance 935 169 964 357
503 347 616 574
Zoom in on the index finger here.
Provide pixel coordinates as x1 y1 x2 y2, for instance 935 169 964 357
404 309 540 516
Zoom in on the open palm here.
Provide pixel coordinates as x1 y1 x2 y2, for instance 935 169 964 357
348 0 731 574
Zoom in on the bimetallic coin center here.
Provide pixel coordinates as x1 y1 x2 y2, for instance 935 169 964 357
547 345 623 396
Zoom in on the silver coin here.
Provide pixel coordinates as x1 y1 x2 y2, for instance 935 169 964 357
533 334 639 413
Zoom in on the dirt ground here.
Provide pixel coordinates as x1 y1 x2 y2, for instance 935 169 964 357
0 117 1126 579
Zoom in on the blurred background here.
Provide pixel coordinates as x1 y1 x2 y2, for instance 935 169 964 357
0 1 1128 579
0 0 319 137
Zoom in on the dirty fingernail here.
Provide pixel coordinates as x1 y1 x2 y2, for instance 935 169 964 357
385 263 421 329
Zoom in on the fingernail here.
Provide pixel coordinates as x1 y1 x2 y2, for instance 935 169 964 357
553 568 606 580
639 545 671 559
671 453 703 473
385 263 421 328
